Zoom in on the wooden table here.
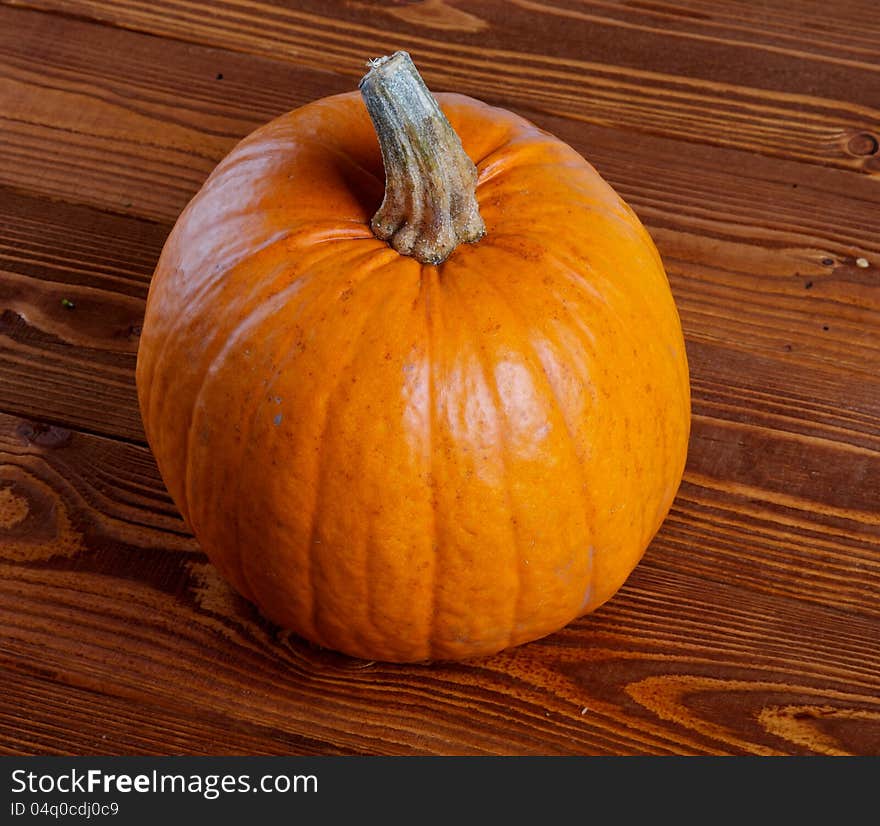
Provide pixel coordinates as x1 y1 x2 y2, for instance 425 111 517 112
1 0 878 757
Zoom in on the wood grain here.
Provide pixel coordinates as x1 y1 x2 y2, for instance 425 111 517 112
0 185 163 439
0 3 878 226
0 0 878 756
1 409 878 755
8 0 880 172
0 5 877 440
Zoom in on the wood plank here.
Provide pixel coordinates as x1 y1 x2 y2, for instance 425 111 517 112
0 3 878 227
0 188 156 440
0 5 351 221
1 669 346 755
0 410 191 549
7 0 879 173
1 4 877 242
3 504 878 756
0 5 876 256
0 187 162 298
1 407 878 755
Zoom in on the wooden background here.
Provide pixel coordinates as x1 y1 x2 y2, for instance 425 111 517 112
1 0 878 756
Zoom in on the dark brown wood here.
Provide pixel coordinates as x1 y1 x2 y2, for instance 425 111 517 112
0 0 878 756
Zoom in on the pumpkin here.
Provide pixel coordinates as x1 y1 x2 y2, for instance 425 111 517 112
136 52 690 663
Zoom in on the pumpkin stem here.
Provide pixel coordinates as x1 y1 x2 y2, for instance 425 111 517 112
359 51 485 265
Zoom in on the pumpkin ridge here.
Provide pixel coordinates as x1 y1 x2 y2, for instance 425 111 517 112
139 226 299 486
493 233 636 341
183 247 352 601
439 267 523 653
177 236 370 468
181 270 313 555
474 142 593 191
206 244 397 627
476 263 598 627
346 265 433 659
504 225 690 550
471 239 602 445
421 264 440 662
298 255 409 654
140 224 350 457
481 237 686 612
481 235 605 306
480 327 524 653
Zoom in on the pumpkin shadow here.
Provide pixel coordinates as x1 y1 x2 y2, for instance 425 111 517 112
332 150 385 221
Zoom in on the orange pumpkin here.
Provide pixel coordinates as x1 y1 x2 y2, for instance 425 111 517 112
136 52 690 663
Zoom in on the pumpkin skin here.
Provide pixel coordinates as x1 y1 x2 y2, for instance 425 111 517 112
136 90 690 663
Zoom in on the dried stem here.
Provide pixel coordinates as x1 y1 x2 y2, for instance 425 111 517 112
359 51 485 265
